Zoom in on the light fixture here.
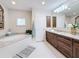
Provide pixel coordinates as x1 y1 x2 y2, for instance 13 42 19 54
12 0 16 5
42 0 46 5
42 1 45 5
54 5 68 13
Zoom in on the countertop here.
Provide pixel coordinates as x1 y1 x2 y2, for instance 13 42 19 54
46 28 79 40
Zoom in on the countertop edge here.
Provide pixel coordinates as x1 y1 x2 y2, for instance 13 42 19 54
46 29 79 40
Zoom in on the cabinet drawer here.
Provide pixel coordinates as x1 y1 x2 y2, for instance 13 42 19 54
57 36 72 48
58 41 72 57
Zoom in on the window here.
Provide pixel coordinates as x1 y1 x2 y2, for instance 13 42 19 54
16 18 26 26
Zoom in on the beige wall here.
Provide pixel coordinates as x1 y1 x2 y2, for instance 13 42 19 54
8 9 32 33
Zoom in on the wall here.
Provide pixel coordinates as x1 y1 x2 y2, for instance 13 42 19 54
8 9 32 33
0 2 9 36
65 16 76 24
32 9 51 41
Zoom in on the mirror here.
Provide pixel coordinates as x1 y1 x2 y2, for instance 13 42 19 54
0 5 4 29
53 0 79 28
75 16 79 24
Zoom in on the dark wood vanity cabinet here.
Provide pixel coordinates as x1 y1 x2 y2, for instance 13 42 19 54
46 31 72 57
46 31 79 58
73 40 79 58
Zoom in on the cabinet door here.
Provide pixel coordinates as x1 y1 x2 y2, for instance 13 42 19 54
73 40 79 58
46 31 52 43
51 33 57 47
46 31 57 47
57 36 72 58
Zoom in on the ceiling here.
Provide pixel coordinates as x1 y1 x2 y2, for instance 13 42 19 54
0 0 67 11
1 0 79 17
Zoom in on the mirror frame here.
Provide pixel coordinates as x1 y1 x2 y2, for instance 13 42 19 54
0 5 4 29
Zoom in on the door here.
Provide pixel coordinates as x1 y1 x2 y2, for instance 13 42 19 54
52 16 56 28
46 16 51 27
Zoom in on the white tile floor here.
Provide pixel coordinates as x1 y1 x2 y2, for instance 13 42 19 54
0 35 65 58
28 41 65 58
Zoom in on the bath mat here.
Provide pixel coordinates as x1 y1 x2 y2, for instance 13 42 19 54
13 46 35 58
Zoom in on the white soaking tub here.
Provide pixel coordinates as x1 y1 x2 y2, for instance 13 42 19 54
0 34 27 48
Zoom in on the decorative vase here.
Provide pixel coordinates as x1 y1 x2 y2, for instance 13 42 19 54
71 27 76 35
